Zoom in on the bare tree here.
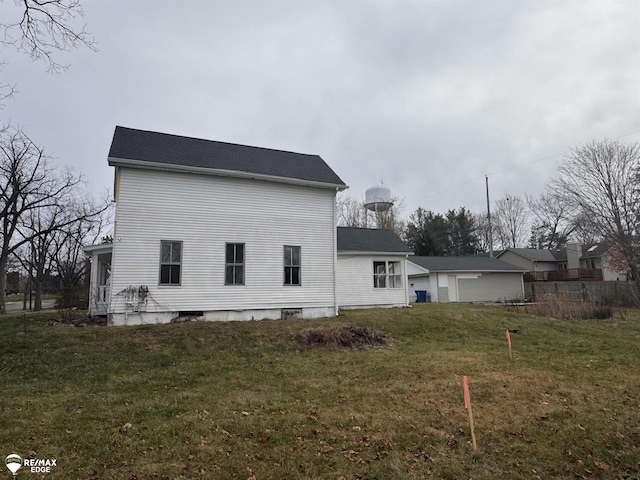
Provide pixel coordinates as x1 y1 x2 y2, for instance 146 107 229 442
474 212 492 253
1 0 96 73
526 192 575 249
13 207 61 311
493 194 530 249
336 192 364 227
0 126 107 313
336 192 405 238
51 201 111 310
551 139 640 280
367 197 405 238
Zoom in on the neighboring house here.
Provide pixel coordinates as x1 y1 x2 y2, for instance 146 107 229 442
562 244 627 281
407 256 526 303
85 126 410 325
336 227 412 309
497 244 626 282
496 248 560 274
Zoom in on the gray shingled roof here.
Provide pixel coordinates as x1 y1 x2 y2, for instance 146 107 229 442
337 227 412 253
108 126 347 188
497 248 559 262
409 256 526 272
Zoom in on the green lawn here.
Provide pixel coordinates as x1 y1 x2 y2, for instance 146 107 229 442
1 304 639 479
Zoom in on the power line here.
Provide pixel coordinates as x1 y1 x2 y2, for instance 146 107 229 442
413 127 640 204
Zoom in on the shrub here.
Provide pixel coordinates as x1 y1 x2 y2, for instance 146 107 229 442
586 307 613 320
526 293 613 320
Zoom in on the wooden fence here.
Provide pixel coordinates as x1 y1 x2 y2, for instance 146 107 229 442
524 281 639 306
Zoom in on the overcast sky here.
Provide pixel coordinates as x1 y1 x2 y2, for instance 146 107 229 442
2 0 639 221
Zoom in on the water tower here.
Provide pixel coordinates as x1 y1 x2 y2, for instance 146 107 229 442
364 184 393 212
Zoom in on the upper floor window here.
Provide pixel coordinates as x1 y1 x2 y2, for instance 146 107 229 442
284 246 301 286
225 243 245 285
373 260 402 289
160 240 182 285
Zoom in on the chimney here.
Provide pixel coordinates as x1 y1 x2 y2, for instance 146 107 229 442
566 243 582 269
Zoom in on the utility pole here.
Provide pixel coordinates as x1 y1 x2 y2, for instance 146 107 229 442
486 175 493 257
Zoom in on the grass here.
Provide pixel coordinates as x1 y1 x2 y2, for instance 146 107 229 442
1 304 639 479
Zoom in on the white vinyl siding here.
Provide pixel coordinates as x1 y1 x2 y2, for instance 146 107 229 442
337 255 408 308
109 168 337 315
457 273 524 302
430 271 524 303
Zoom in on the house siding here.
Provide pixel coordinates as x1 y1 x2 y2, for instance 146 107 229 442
336 255 408 308
109 168 337 324
497 251 556 271
408 276 430 302
428 271 524 303
457 273 524 302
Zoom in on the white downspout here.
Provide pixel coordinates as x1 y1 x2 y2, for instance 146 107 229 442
404 255 409 306
333 188 339 316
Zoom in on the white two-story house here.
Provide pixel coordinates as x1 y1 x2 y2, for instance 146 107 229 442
87 127 410 325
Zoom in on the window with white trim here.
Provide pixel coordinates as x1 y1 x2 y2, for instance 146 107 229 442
225 243 245 285
160 240 182 285
284 245 301 286
373 260 402 288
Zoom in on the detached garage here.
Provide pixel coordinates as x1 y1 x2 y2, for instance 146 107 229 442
407 256 526 303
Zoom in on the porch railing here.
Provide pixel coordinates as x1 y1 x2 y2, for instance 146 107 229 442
523 268 603 282
92 285 110 316
98 285 110 303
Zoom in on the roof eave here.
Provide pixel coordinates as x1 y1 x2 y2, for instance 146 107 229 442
84 243 114 255
424 269 526 273
338 250 412 256
109 157 349 191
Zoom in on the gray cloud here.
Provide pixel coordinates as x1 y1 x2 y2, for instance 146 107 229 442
2 0 638 221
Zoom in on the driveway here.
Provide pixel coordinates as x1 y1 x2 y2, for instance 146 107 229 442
4 299 56 313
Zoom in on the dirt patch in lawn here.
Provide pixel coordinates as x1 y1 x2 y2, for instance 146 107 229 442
298 324 392 349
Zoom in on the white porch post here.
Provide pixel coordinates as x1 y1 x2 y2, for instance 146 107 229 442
88 253 100 316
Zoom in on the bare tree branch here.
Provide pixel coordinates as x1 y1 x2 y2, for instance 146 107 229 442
550 139 640 280
1 0 96 73
526 192 575 249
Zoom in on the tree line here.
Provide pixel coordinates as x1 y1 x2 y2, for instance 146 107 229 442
337 139 640 281
0 0 103 314
0 126 110 314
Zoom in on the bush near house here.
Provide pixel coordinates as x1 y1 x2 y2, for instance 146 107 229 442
0 304 638 479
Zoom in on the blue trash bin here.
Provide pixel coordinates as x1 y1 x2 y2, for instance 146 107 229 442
415 290 427 303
